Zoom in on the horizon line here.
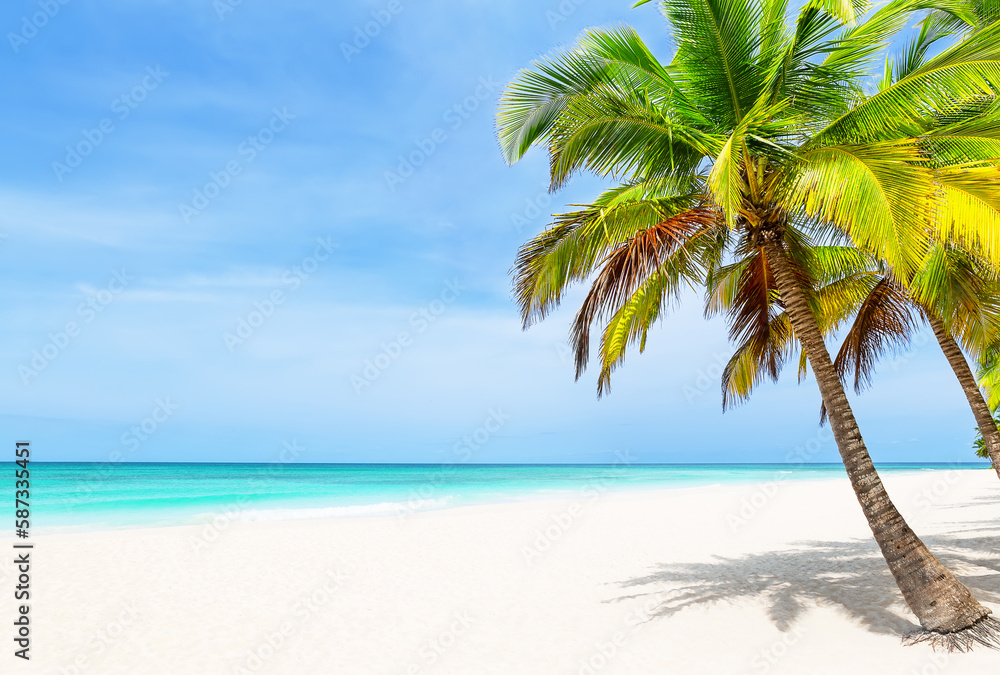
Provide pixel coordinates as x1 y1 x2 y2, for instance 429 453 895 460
8 460 992 466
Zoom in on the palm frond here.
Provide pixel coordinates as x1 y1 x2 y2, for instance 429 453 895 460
812 20 1000 145
496 26 694 165
596 238 728 395
912 241 1000 357
547 82 722 189
512 178 706 327
721 311 795 409
569 207 720 378
708 127 749 228
977 343 1000 410
782 141 936 277
922 110 1000 166
834 276 920 392
933 165 1000 267
662 0 765 126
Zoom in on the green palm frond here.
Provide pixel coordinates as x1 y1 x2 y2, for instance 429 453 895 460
821 0 926 77
930 0 1000 33
811 270 883 332
758 0 791 64
782 141 936 276
978 344 1000 410
661 0 765 125
922 111 1000 166
547 83 722 189
813 20 1000 145
496 26 694 165
708 127 749 229
912 241 1000 356
893 18 942 82
512 178 706 327
934 165 1000 265
799 245 878 285
758 2 845 113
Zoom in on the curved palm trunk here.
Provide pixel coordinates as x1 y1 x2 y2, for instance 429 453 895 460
927 314 1000 480
760 235 996 646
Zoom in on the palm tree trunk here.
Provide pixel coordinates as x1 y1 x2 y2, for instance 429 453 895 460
927 313 1000 480
760 234 995 644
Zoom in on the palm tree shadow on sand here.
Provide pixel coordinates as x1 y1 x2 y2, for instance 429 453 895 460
610 535 1000 638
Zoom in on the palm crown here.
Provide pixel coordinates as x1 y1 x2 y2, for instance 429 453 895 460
500 0 1000 382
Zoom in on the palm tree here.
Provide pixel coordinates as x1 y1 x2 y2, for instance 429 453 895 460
973 413 1000 462
885 244 1000 478
496 0 1000 647
934 318 1000 472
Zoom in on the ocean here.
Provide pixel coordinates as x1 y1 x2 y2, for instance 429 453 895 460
17 461 991 532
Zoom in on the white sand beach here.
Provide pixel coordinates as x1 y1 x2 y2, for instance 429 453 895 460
5 470 999 674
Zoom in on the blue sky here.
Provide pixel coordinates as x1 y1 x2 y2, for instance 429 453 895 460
0 0 987 464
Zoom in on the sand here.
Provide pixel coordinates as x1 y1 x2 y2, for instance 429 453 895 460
2 469 998 674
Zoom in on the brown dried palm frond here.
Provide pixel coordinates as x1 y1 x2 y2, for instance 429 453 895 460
715 233 815 409
569 206 719 379
834 275 920 394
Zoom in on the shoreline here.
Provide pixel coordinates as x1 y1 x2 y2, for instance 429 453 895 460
23 465 994 535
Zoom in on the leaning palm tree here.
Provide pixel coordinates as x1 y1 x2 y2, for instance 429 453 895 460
973 413 1000 462
497 0 1000 647
858 244 1000 478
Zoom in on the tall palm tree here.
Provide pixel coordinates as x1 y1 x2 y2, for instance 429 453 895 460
496 0 1000 647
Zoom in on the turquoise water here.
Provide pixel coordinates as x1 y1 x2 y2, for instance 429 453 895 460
12 462 991 532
